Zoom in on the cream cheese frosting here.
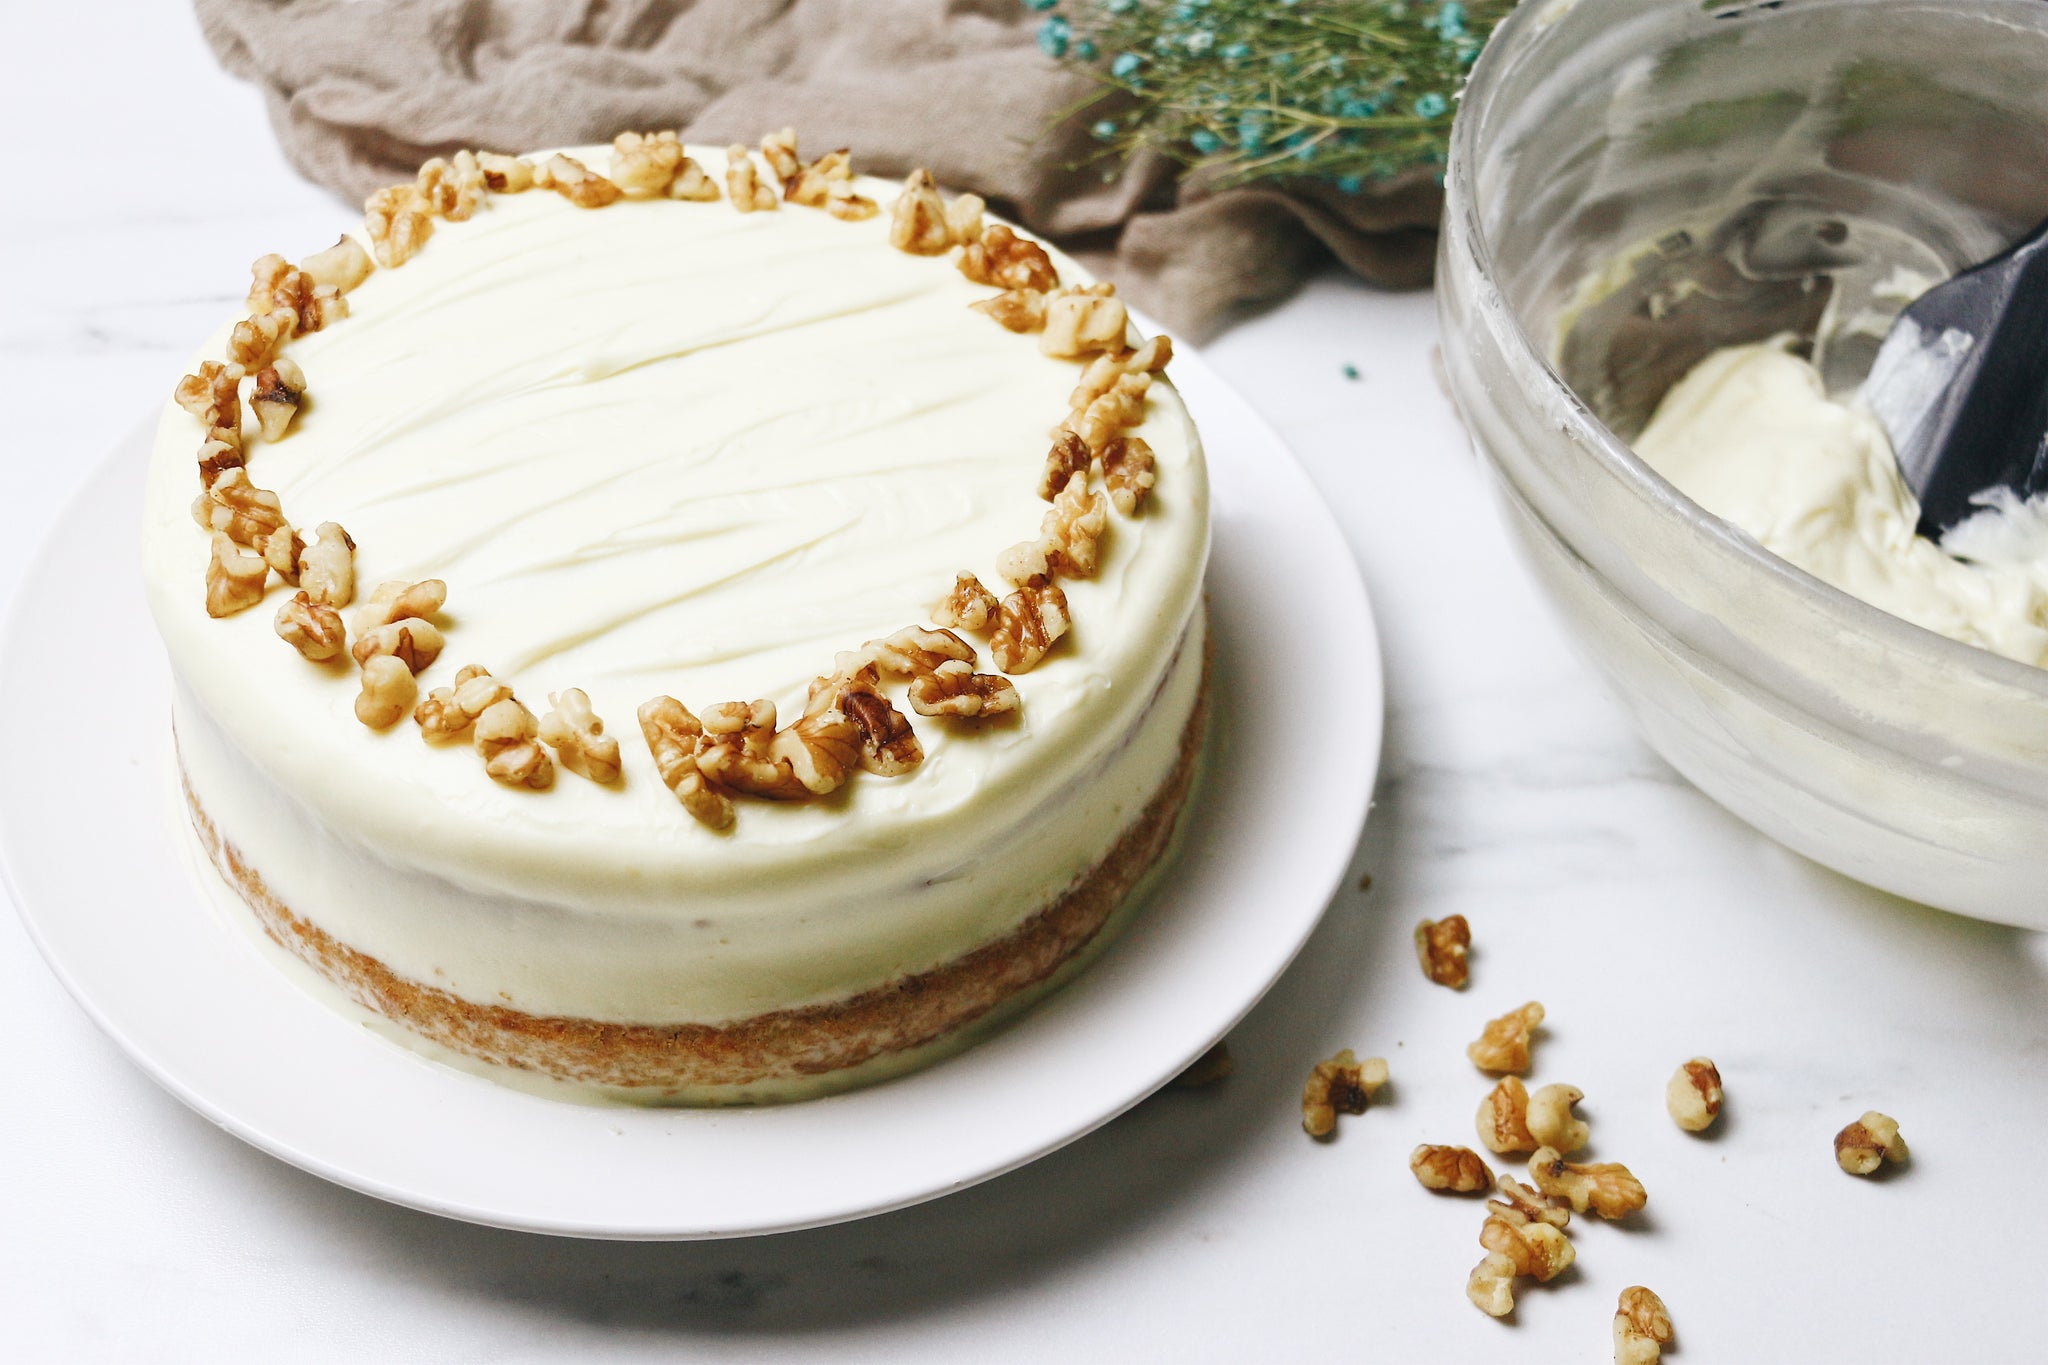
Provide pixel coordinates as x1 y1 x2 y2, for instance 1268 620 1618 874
1634 340 2048 668
145 146 1209 1034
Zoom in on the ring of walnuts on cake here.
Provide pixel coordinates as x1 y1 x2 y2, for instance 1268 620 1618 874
169 126 1182 827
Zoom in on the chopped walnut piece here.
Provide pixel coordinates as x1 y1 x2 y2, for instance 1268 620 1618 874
759 127 802 184
205 533 269 617
1069 335 1174 410
1414 913 1472 989
273 591 346 662
1468 1175 1576 1316
610 130 687 196
785 149 853 207
538 688 623 784
1488 1174 1572 1229
866 625 976 678
823 179 877 220
245 254 297 315
638 695 735 829
1173 1040 1234 1088
249 358 306 443
475 151 536 194
989 577 1070 673
1040 430 1091 501
1411 1144 1492 1194
932 572 999 633
770 695 862 797
538 153 623 209
1477 1210 1575 1285
1066 372 1152 453
944 192 986 244
696 699 805 799
1835 1111 1908 1175
908 660 1020 718
355 654 417 729
815 662 923 776
1041 288 1130 358
296 523 355 610
197 437 244 488
416 152 485 221
1468 1001 1544 1074
351 618 445 674
300 235 375 294
1614 1286 1675 1365
175 360 245 448
969 288 1046 333
888 169 952 254
1099 436 1157 516
669 155 722 202
1000 481 1109 584
1477 1076 1539 1156
1528 1084 1590 1154
958 224 1059 294
191 468 286 549
1666 1058 1724 1133
1529 1146 1648 1219
246 255 346 335
354 578 447 631
1465 1253 1520 1318
475 697 555 789
1301 1048 1388 1139
416 665 513 742
226 309 291 370
364 183 434 267
724 147 779 212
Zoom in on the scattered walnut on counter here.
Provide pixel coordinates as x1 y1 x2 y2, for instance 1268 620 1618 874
1529 1146 1647 1220
610 130 687 196
1528 1084 1590 1155
354 578 447 632
364 183 434 267
1099 436 1157 516
538 153 624 209
475 151 537 194
1467 1001 1545 1075
205 533 270 618
1414 913 1472 989
249 358 306 443
1039 430 1092 502
474 696 555 789
958 224 1059 294
638 695 735 830
416 664 513 742
989 576 1070 674
273 591 347 662
888 169 953 255
1835 1111 1908 1176
355 654 417 729
1411 1144 1493 1194
1301 1048 1388 1139
351 618 445 674
932 572 999 633
969 288 1046 334
816 662 923 776
538 688 623 784
1477 1075 1538 1156
296 523 355 610
1666 1058 1724 1133
724 147 779 213
1614 1286 1675 1365
1173 1040 1235 1088
300 234 375 294
1040 288 1130 359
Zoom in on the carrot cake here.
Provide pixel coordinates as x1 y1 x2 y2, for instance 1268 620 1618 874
143 134 1210 1102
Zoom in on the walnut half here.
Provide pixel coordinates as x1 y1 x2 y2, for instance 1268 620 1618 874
1528 1146 1647 1220
988 577 1070 674
1467 1000 1544 1074
1411 1144 1492 1194
1614 1286 1675 1365
475 697 555 789
638 695 734 830
538 688 623 784
1477 1076 1538 1156
274 591 346 662
416 665 512 742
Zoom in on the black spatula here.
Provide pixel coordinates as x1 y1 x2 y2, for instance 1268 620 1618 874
1862 216 2048 542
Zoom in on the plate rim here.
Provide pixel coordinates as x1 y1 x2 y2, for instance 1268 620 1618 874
0 345 1382 1239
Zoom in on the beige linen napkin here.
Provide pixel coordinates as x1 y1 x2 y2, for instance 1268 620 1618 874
195 0 1440 338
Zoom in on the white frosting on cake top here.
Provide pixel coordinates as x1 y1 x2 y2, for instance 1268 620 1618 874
144 150 1209 930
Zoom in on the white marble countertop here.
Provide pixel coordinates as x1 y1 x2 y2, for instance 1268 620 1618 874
4 6 2043 1361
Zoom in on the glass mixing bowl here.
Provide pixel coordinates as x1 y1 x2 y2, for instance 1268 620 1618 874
1437 0 2048 925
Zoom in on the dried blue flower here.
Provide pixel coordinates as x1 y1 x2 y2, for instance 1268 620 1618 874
1038 16 1071 58
1111 51 1144 79
1413 91 1448 118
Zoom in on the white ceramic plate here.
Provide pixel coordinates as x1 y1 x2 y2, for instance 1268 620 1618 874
0 346 1380 1239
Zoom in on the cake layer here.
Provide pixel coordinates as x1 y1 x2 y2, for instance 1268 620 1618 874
145 146 1210 1028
